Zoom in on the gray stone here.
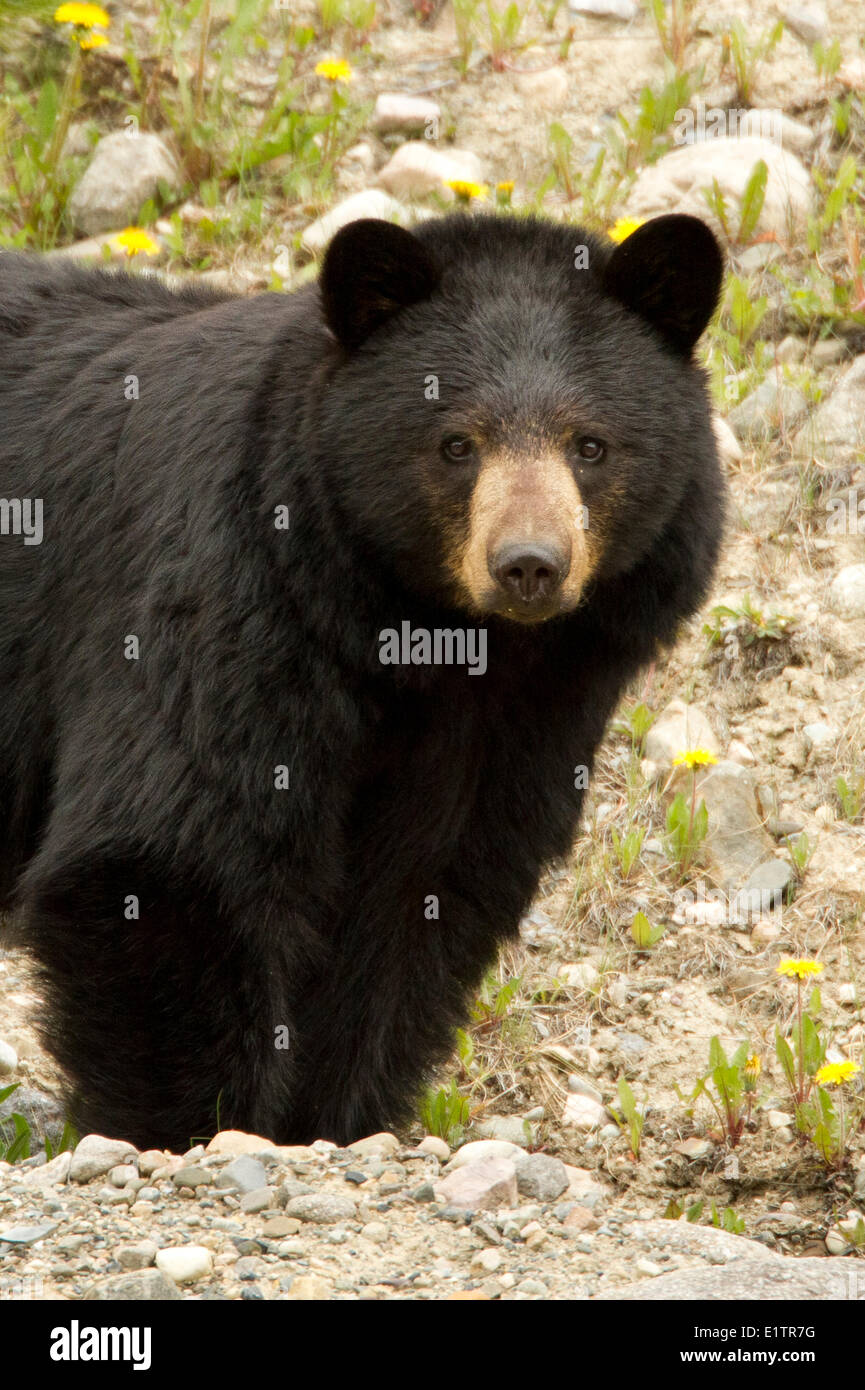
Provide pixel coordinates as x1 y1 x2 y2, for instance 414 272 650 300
793 355 865 462
117 1240 158 1270
728 378 808 441
83 1269 182 1300
0 1222 59 1244
743 857 794 905
172 1164 212 1188
829 564 865 620
595 1256 861 1300
240 1187 276 1214
284 1193 357 1224
214 1155 269 1193
68 132 181 236
783 3 828 46
476 1116 532 1148
514 1153 570 1202
698 762 776 890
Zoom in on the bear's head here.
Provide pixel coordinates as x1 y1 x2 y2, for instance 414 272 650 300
314 211 723 625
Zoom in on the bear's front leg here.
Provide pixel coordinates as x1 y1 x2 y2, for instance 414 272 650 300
20 847 306 1150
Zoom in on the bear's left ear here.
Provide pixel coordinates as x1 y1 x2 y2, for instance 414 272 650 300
320 218 440 352
601 214 723 357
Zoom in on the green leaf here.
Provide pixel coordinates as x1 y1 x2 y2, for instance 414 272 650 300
737 159 768 244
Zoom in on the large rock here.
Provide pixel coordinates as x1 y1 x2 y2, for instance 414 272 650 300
373 93 441 136
728 377 808 442
301 190 407 255
697 761 776 890
644 700 720 772
68 132 181 236
434 1157 518 1211
83 1269 182 1300
595 1256 862 1300
377 142 484 200
624 137 812 238
792 355 865 462
69 1134 139 1184
829 564 865 620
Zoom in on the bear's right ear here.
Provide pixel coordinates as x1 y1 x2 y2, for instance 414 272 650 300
601 214 723 357
320 219 440 352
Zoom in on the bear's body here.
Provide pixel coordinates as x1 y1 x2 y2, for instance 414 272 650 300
0 213 724 1147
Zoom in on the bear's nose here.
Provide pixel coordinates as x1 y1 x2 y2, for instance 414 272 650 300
489 542 568 605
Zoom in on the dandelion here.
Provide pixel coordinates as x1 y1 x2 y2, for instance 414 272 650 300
816 1060 861 1087
776 958 825 980
607 217 644 243
79 32 108 49
672 748 719 768
777 958 825 1105
108 227 161 258
447 180 488 203
496 181 514 206
314 59 353 82
54 3 110 25
744 1054 761 1080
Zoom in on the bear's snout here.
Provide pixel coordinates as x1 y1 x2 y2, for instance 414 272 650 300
488 539 570 611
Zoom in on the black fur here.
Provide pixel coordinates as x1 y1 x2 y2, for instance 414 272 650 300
0 213 724 1147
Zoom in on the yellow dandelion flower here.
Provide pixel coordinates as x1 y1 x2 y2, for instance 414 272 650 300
54 3 111 27
776 958 825 980
607 217 644 243
79 31 108 48
314 59 353 82
496 181 515 194
108 227 161 258
447 179 488 201
672 748 719 768
816 1060 861 1087
744 1054 762 1079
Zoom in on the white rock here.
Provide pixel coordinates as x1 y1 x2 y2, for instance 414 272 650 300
767 1110 793 1129
434 1157 518 1211
793 355 865 462
70 1135 139 1184
155 1245 213 1284
735 110 816 155
68 132 181 236
562 1093 607 1130
644 699 720 771
446 1139 524 1170
711 412 743 467
839 983 857 1005
569 0 639 17
728 738 755 766
373 93 441 135
418 1135 451 1160
204 1130 276 1156
636 1258 663 1276
377 142 484 200
803 721 838 752
513 66 569 111
625 137 812 239
301 190 407 255
829 564 865 620
19 1151 72 1188
0 1040 18 1075
783 3 828 46
348 1131 401 1158
559 960 600 990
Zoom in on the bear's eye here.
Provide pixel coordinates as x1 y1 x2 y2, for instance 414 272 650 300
441 435 476 463
575 436 606 463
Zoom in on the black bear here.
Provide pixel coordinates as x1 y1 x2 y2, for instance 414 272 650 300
0 212 723 1148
